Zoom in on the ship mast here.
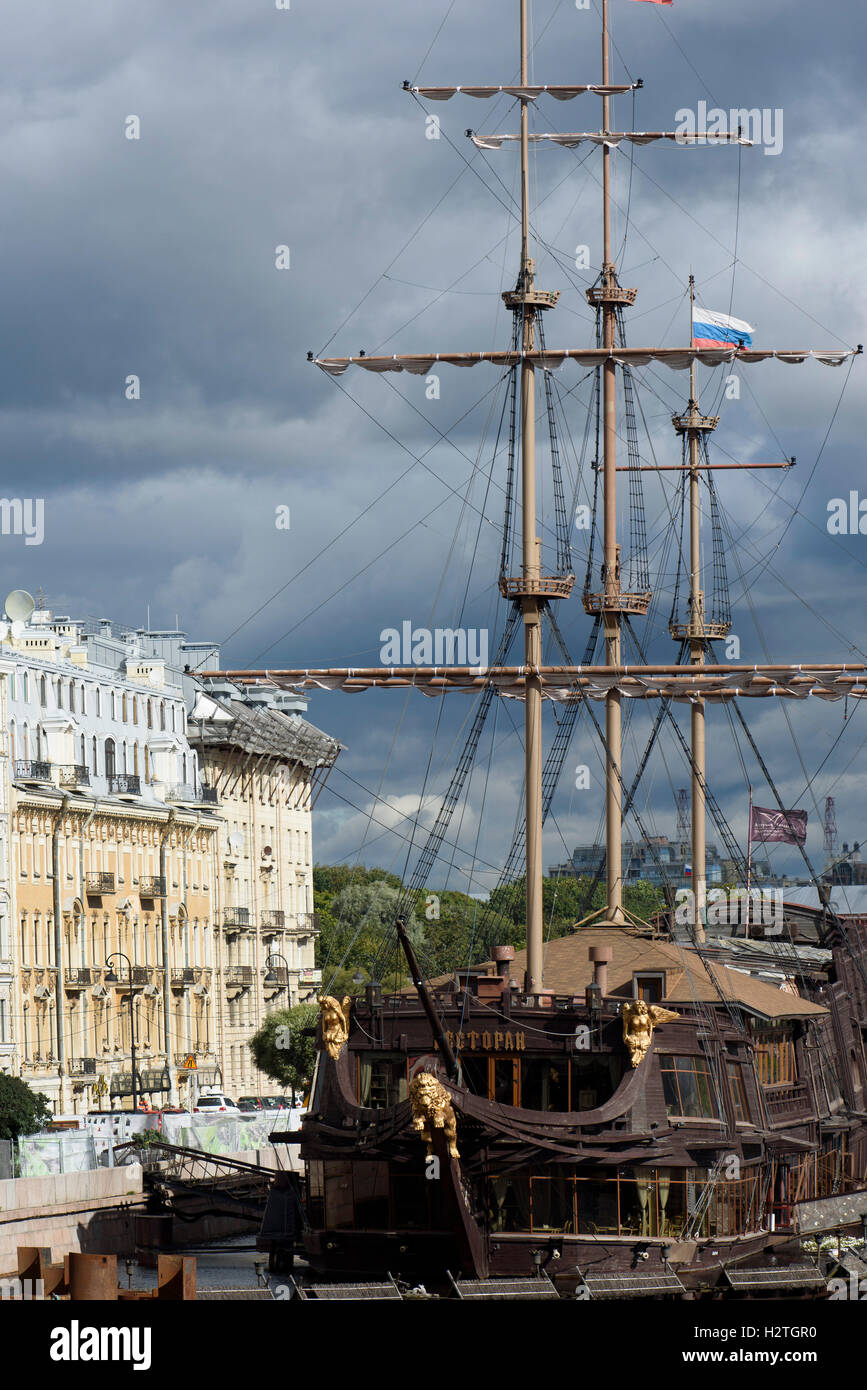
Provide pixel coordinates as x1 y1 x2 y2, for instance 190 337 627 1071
518 0 545 992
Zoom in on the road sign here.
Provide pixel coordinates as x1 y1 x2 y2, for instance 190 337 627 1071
183 1055 197 1070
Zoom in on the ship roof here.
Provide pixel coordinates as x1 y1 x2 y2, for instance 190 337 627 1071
493 927 828 1022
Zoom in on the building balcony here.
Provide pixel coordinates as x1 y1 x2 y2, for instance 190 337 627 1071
64 967 93 989
86 872 116 895
67 1057 97 1077
59 764 91 789
198 785 218 805
263 966 289 987
762 1080 813 1121
222 908 251 929
107 964 152 987
171 967 196 990
167 784 197 803
295 911 320 933
14 759 52 782
109 773 141 795
226 965 255 987
139 876 167 898
261 910 286 930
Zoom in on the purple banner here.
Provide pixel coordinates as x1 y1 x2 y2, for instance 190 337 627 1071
749 805 807 845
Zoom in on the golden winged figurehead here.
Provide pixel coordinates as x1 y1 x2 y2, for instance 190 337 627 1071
409 1070 459 1159
317 994 352 1060
622 998 680 1067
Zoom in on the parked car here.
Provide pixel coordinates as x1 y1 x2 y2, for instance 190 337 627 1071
237 1096 262 1112
262 1095 292 1109
192 1093 240 1115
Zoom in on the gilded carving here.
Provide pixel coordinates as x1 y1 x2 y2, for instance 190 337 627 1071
409 1071 459 1159
621 999 680 1067
317 994 352 1060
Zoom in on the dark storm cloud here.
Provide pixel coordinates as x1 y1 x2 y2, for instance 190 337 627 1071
1 0 864 884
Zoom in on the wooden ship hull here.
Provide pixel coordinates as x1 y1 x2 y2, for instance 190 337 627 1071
278 922 867 1294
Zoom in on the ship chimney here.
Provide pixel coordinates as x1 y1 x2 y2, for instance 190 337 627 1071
589 945 613 996
492 945 515 981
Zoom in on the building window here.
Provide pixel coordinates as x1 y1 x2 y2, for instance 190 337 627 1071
659 1055 720 1119
750 1026 797 1086
111 690 117 720
39 676 47 707
727 1061 751 1123
160 702 166 731
633 973 665 1004
92 736 98 774
105 738 116 779
147 700 153 729
133 744 139 776
132 696 137 724
96 687 102 717
68 681 75 714
122 692 128 722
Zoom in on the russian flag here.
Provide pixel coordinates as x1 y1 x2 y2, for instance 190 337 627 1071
692 306 754 351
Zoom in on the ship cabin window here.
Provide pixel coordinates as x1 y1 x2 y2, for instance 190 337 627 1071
659 1055 720 1119
727 1061 751 1123
459 1054 623 1112
357 1053 408 1109
633 972 665 1004
750 1025 797 1086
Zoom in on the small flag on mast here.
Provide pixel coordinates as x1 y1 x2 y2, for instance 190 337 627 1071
692 306 754 350
749 805 807 846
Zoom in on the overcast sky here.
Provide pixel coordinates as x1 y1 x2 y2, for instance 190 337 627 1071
3 0 866 897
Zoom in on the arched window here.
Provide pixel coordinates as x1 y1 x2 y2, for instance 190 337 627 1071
122 741 128 773
9 719 16 760
92 736 98 774
122 692 128 722
22 670 28 701
160 701 166 731
68 681 75 714
132 696 137 724
105 738 116 779
56 678 62 709
133 743 139 776
39 676 47 708
96 687 102 717
80 683 86 715
80 734 86 767
147 700 153 729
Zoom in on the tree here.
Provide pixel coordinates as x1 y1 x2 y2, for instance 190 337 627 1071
316 881 420 990
0 1073 52 1141
248 1003 319 1092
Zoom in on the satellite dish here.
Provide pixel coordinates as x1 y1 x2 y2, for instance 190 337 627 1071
228 831 244 855
148 669 162 686
10 620 26 638
5 590 35 623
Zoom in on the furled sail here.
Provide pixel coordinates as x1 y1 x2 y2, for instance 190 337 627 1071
470 131 752 149
313 347 858 377
409 84 637 100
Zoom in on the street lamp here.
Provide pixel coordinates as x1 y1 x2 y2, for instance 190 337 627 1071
263 952 289 985
105 951 138 1113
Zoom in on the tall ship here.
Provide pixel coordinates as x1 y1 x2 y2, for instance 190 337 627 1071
211 2 867 1294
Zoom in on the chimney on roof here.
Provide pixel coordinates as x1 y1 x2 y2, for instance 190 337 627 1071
492 945 515 981
589 945 613 996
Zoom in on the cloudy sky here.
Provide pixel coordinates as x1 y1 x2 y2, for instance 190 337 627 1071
3 0 866 897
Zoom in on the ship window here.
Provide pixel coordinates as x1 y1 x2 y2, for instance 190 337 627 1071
727 1061 750 1123
357 1053 407 1109
492 1058 518 1106
520 1058 568 1112
570 1055 623 1112
633 972 665 1003
458 1056 488 1096
750 1025 797 1085
659 1055 720 1119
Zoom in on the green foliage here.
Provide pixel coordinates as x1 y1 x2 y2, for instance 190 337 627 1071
0 1073 52 1141
315 879 420 992
248 1003 318 1090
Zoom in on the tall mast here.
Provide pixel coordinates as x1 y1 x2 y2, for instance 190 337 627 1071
600 0 624 924
518 0 545 991
671 275 725 944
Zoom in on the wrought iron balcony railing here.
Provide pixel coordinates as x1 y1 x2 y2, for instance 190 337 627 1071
171 967 196 988
67 1057 97 1076
15 760 52 782
139 876 166 898
86 872 116 895
64 967 93 987
109 773 141 795
59 764 91 788
227 965 255 986
198 785 218 804
222 908 251 928
261 910 286 929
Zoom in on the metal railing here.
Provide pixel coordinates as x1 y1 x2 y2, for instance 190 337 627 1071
109 773 141 795
67 1057 97 1076
171 967 196 987
14 760 52 781
227 966 255 985
199 785 218 804
59 764 90 788
64 967 93 987
86 872 116 894
264 966 289 986
261 910 286 928
139 876 166 897
222 908 251 928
